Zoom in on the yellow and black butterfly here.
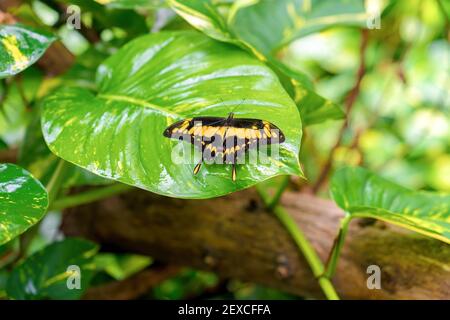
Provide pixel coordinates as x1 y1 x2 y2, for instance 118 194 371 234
163 113 285 181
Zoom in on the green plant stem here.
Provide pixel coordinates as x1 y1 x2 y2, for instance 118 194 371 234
256 185 340 300
323 215 352 279
50 183 133 211
46 159 69 204
13 159 69 265
267 176 290 210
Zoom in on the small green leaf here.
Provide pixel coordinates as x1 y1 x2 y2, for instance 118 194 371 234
0 163 48 246
295 85 344 126
331 167 450 244
99 0 166 9
42 31 302 199
269 61 344 125
0 24 56 78
6 238 99 300
94 253 152 280
168 0 235 43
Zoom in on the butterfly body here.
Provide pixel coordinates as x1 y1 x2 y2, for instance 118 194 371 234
163 113 285 181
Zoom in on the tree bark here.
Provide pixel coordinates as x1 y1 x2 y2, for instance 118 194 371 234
62 188 450 300
83 265 180 300
0 148 17 163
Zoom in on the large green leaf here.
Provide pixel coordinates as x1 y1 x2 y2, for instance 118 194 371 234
331 167 450 244
0 24 56 78
169 0 367 59
168 0 349 125
20 107 111 187
228 0 367 57
6 238 98 300
0 163 48 246
42 31 302 199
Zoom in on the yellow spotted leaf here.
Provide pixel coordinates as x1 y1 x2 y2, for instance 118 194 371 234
0 24 56 78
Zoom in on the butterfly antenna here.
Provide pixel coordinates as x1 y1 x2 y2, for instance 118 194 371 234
230 98 246 115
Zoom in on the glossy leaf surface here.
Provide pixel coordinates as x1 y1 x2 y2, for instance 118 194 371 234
42 31 302 199
0 163 48 246
0 24 56 78
6 238 98 300
331 167 450 244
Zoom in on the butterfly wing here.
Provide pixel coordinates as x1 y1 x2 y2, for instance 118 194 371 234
226 118 285 147
163 117 285 163
163 117 227 148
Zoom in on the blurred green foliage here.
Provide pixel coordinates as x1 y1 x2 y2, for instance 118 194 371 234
295 0 449 192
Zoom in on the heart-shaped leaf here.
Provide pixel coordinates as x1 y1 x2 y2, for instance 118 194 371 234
0 163 48 246
6 238 98 300
331 167 450 244
0 24 56 78
168 0 350 125
228 0 368 57
42 31 302 199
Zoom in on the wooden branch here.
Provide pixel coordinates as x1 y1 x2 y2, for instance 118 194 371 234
36 41 74 76
83 265 180 300
0 148 17 163
61 188 450 300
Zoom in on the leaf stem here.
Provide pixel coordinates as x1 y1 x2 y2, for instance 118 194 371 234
323 215 352 279
46 159 69 204
50 183 133 211
13 159 69 265
267 176 290 210
256 185 340 300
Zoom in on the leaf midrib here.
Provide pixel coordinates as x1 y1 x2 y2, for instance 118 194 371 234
97 93 182 119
